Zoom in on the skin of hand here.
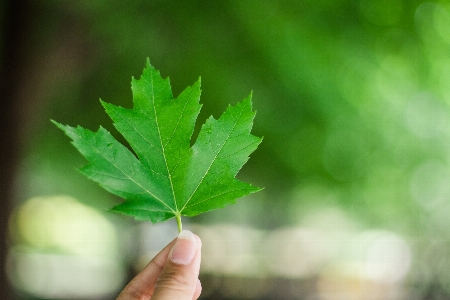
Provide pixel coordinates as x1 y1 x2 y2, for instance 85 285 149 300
117 230 202 300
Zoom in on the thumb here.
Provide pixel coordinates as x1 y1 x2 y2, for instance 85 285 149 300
151 230 202 300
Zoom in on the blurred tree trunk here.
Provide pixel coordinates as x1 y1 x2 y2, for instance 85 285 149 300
0 0 33 298
1 1 90 297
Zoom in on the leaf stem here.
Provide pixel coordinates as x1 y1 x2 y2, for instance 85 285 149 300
176 213 182 233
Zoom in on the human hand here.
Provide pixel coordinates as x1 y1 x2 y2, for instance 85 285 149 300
117 230 202 300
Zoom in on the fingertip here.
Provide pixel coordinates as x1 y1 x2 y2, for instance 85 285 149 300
194 234 202 249
178 230 197 246
171 233 197 265
193 278 202 300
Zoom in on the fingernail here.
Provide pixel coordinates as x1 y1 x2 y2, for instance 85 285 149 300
170 230 197 265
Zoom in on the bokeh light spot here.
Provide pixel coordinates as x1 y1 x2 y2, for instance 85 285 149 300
14 195 118 255
8 195 125 299
410 160 450 210
405 92 449 139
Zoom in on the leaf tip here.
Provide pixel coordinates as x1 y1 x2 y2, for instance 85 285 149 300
244 92 253 105
51 119 67 131
100 99 115 111
253 185 264 193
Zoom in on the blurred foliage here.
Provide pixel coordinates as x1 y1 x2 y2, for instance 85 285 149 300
8 0 450 298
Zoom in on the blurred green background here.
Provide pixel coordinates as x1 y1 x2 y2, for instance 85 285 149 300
2 0 450 299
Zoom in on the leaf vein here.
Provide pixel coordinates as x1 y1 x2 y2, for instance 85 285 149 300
114 111 164 156
184 188 256 209
87 138 175 213
163 86 194 149
181 101 249 211
218 139 260 160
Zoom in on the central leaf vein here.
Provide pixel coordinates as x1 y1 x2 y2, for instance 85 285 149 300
150 68 178 213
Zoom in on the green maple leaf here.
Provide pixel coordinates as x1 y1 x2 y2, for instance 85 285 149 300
53 60 262 232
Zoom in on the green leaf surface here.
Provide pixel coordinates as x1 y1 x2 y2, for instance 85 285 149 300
53 60 262 227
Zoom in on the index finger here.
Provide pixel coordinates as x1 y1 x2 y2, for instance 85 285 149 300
117 238 177 300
